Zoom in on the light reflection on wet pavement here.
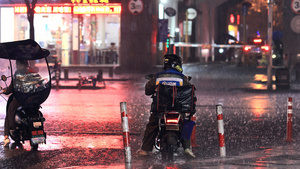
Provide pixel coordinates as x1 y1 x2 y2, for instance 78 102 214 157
18 135 123 151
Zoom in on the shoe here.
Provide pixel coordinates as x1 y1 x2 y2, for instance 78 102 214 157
184 148 196 158
3 138 10 148
137 149 149 156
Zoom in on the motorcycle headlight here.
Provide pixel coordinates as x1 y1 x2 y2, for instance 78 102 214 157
219 48 224 54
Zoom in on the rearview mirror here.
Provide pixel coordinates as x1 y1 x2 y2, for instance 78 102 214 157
1 75 7 82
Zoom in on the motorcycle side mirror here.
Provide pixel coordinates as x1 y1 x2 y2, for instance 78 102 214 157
145 74 154 80
1 75 7 82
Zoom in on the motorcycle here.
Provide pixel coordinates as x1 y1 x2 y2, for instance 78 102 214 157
81 75 97 87
0 39 51 151
146 75 196 161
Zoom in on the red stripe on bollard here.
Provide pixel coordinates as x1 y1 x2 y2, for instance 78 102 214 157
218 133 225 147
121 111 128 117
286 97 293 142
217 114 223 120
216 105 226 157
123 132 130 147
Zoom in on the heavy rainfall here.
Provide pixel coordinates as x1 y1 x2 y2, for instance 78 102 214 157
0 0 300 169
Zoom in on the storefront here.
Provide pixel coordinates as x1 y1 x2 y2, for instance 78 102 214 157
0 0 121 66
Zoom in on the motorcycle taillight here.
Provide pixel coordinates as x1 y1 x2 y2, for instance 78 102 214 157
166 118 179 124
164 112 181 125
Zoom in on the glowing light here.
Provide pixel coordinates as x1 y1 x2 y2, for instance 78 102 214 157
237 15 240 25
71 0 109 3
230 14 235 23
15 5 72 14
261 45 270 51
14 5 121 14
244 46 251 51
159 3 164 19
166 119 179 123
253 38 262 43
73 5 121 14
219 48 224 54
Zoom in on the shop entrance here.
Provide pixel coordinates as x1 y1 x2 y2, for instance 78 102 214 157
77 14 120 65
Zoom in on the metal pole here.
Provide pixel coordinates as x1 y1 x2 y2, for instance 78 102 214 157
120 102 132 163
78 70 81 90
55 69 59 90
243 14 246 65
185 10 188 61
216 105 226 157
267 0 274 90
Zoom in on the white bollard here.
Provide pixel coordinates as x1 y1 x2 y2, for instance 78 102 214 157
216 104 226 157
120 102 131 163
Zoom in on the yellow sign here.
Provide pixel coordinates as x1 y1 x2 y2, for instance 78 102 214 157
71 0 109 4
14 5 120 14
73 5 121 14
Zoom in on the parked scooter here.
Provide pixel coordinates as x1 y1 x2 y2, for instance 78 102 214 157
0 39 51 151
145 75 196 161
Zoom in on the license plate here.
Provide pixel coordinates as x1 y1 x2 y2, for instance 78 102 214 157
32 130 44 136
31 136 46 144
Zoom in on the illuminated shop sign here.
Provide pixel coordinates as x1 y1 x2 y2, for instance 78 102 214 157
15 5 72 14
73 5 121 14
71 0 109 4
14 5 121 14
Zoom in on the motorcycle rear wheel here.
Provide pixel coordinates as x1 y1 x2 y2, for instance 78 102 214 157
30 140 38 151
161 132 178 161
167 145 174 161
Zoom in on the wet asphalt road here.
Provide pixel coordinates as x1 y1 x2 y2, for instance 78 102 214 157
1 63 300 168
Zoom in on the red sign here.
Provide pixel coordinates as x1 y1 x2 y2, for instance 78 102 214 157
128 0 143 15
291 0 300 14
15 5 72 14
14 4 121 14
71 0 109 4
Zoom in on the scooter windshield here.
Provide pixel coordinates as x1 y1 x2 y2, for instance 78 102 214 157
11 58 51 106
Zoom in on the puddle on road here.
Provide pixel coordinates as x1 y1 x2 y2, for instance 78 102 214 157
20 135 123 151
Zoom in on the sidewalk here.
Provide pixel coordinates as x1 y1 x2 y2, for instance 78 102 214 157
51 69 131 89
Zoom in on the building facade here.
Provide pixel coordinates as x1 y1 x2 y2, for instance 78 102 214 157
0 0 121 66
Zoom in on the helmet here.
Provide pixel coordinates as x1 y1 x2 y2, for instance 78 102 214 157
163 54 183 73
